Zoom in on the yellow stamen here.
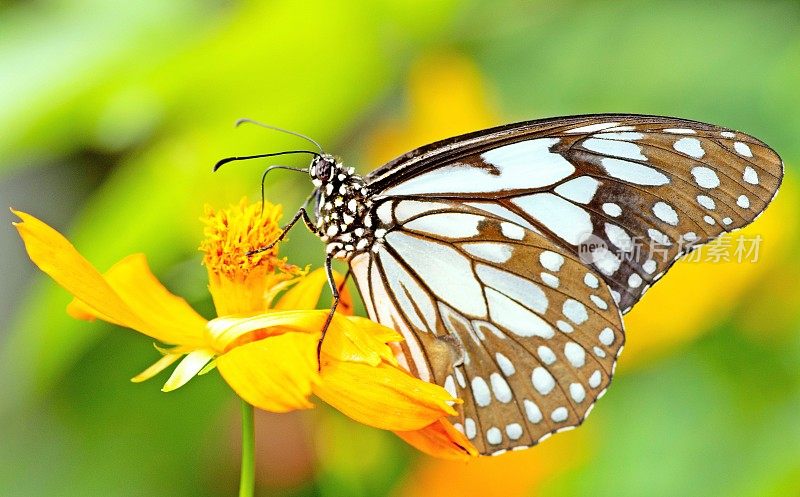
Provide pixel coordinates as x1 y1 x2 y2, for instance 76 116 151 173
199 198 306 315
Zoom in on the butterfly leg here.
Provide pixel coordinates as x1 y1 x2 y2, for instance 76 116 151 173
247 207 317 256
316 254 340 371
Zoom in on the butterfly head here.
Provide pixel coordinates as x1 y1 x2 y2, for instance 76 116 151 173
309 154 337 183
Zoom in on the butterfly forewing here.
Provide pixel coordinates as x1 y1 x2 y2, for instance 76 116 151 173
369 115 783 313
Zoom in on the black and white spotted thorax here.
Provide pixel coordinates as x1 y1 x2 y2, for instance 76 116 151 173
310 154 385 260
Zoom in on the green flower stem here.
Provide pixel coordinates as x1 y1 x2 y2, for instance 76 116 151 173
239 399 255 497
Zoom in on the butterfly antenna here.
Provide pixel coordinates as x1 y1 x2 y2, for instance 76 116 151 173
213 150 319 171
235 118 324 153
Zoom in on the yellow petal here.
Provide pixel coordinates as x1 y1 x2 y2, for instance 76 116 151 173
216 332 320 412
66 298 99 321
395 418 478 461
207 310 328 352
197 359 217 376
161 349 215 392
313 360 458 431
131 353 183 383
92 254 208 345
273 268 353 315
321 315 401 367
14 210 148 330
13 210 207 346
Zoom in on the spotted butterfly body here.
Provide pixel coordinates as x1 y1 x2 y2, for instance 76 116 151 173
302 114 782 455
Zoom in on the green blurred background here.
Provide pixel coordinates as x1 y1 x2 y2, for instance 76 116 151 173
2 1 799 496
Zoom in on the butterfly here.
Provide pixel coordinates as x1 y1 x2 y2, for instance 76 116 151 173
216 114 783 456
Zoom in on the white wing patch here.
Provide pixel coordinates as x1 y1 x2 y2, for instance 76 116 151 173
378 139 575 197
511 193 593 245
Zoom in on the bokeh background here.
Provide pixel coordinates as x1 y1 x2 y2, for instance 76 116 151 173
2 1 799 496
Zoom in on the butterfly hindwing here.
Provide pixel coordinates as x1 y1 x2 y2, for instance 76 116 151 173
350 201 623 453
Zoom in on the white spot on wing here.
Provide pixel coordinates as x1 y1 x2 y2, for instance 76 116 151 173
737 195 750 209
590 295 608 310
465 418 477 439
673 137 705 158
734 141 753 157
551 407 568 422
539 251 565 272
589 370 602 388
556 320 574 333
743 166 759 185
512 193 593 245
455 369 467 389
593 247 621 275
566 122 620 133
476 264 548 314
583 137 646 161
486 288 554 338
506 423 523 440
394 200 451 223
599 327 614 345
602 202 622 217
569 383 586 403
490 373 513 403
554 176 601 204
648 228 671 246
501 222 525 240
697 195 716 210
652 201 679 226
444 375 457 399
562 299 588 325
663 128 696 135
605 222 633 251
564 342 586 368
593 131 645 140
601 158 670 186
524 399 542 423
405 213 483 238
462 242 513 263
495 352 516 376
540 272 560 288
537 345 556 365
691 166 720 189
532 367 556 395
486 427 502 445
472 376 491 407
376 202 393 224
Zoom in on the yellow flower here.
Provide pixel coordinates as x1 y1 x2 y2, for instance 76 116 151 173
13 199 476 459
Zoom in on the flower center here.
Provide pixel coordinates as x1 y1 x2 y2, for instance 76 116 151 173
199 198 305 315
